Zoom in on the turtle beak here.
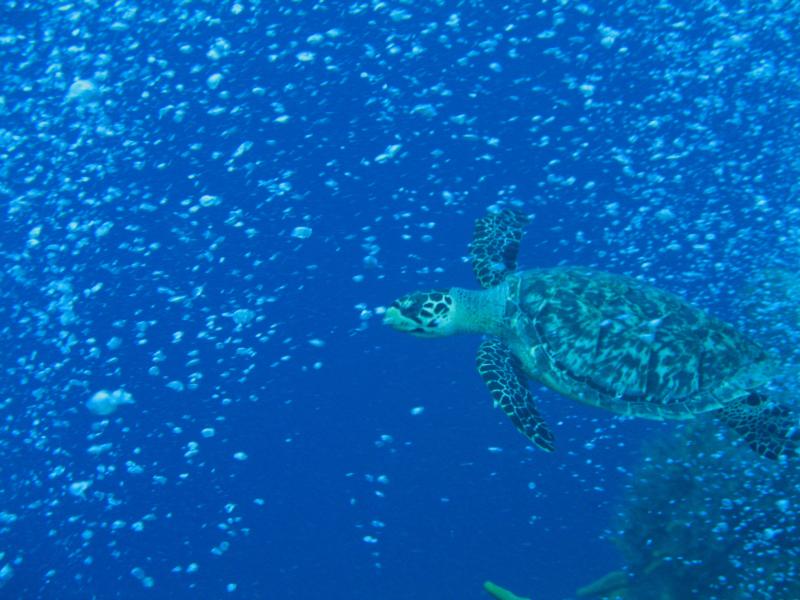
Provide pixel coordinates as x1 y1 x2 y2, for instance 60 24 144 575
384 305 421 333
382 306 403 328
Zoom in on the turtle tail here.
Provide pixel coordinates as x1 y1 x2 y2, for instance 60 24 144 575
717 392 800 460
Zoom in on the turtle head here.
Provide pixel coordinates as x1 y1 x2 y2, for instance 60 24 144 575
383 289 457 337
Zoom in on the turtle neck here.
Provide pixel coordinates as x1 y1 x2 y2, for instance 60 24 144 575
449 282 508 337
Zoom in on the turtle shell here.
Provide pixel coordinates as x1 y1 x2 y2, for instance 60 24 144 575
507 267 776 420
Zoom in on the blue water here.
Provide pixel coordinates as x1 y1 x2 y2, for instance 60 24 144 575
2 1 799 598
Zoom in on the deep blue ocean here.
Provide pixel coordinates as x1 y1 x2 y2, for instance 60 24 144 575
2 1 800 599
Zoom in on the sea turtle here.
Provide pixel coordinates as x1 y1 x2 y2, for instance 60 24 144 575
383 210 799 459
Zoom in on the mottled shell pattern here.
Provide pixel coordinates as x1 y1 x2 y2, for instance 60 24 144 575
504 267 776 420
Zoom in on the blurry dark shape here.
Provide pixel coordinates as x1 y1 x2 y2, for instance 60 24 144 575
576 570 629 599
587 421 800 599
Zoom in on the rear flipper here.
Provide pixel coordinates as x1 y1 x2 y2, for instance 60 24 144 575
717 393 800 460
477 338 555 452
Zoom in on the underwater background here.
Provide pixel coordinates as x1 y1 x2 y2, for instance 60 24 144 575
1 0 799 598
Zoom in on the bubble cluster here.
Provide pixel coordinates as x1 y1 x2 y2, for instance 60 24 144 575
0 0 798 597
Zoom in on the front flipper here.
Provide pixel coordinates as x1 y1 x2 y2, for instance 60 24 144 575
470 209 530 289
477 338 555 452
717 392 800 460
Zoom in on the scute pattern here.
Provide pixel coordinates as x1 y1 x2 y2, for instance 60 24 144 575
477 338 555 451
511 267 774 419
470 210 529 289
717 393 800 459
